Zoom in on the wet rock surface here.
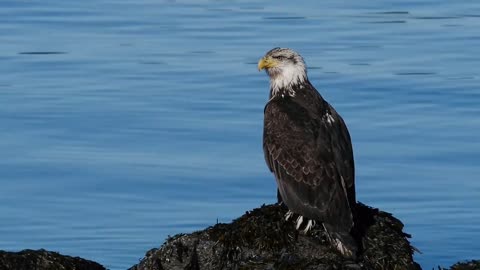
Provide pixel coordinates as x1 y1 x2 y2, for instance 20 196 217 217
0 249 106 270
129 203 422 270
440 260 480 270
0 205 478 270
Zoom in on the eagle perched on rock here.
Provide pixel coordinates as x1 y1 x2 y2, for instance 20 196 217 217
258 48 358 256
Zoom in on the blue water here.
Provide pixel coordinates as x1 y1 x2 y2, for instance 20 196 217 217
1 1 479 269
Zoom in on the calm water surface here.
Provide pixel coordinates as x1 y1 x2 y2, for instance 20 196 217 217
1 1 479 269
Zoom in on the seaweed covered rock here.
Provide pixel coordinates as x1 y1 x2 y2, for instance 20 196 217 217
129 203 421 270
440 260 480 270
0 249 106 270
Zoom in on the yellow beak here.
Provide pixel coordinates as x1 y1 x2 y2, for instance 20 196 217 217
258 56 279 71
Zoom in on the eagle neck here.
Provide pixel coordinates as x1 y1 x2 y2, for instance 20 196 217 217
269 76 310 99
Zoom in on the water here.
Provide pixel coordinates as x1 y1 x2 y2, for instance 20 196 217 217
1 1 479 269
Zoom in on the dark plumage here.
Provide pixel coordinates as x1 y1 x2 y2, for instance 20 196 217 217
258 48 357 256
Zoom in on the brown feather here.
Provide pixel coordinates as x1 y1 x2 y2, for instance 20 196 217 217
263 82 355 233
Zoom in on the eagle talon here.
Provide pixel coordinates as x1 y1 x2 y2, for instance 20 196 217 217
333 238 354 257
284 210 294 221
322 224 357 258
295 215 304 230
302 219 315 234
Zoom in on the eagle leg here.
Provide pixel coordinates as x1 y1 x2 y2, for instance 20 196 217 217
284 210 294 221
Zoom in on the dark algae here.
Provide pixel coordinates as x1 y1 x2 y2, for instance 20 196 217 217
0 249 105 270
1 205 478 270
438 260 480 270
130 203 421 270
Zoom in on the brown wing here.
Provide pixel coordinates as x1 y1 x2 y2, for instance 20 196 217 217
263 97 355 232
327 104 356 211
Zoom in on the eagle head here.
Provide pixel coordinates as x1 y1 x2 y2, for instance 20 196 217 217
258 48 307 95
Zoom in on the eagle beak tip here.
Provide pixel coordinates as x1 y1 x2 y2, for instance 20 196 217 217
258 57 266 71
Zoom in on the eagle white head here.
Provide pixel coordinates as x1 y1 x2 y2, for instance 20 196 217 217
258 48 308 96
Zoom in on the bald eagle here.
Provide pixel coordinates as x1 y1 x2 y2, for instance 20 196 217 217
258 48 358 256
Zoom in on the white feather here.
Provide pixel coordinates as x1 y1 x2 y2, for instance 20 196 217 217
270 63 306 97
325 113 335 124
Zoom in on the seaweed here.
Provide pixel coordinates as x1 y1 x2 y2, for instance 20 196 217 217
131 202 422 270
0 249 106 270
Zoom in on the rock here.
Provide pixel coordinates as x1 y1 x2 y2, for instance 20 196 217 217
0 249 106 270
441 260 480 270
0 206 477 270
129 203 422 270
